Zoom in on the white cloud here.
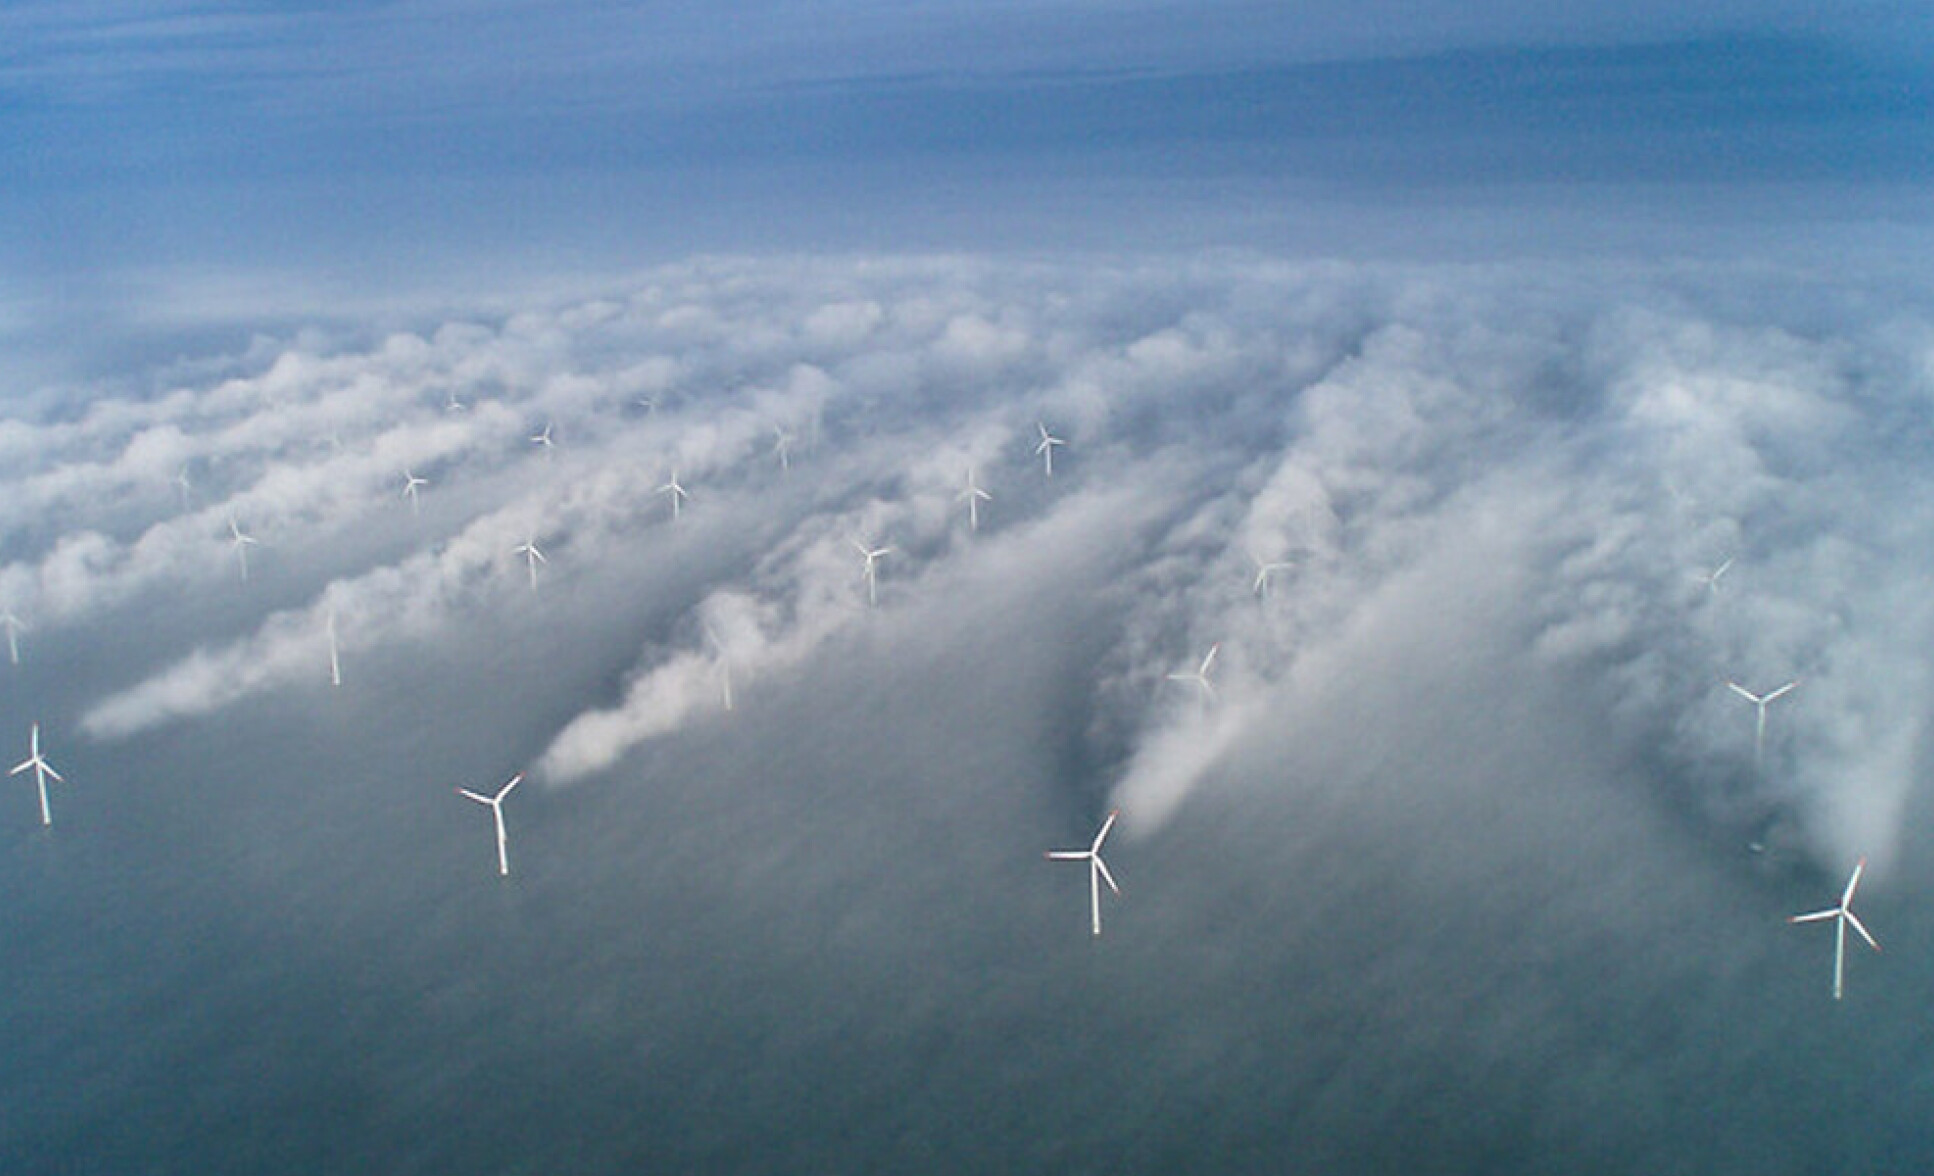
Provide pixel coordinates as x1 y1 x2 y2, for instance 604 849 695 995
16 252 1932 875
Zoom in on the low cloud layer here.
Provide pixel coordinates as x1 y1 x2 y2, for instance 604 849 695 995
0 253 1920 876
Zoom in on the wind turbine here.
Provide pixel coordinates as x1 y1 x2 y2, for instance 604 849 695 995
530 421 556 454
773 426 796 472
228 515 260 582
173 463 195 509
1790 857 1880 1000
1250 554 1293 598
445 391 468 413
514 534 547 591
1728 679 1799 766
1046 809 1122 936
659 471 689 520
852 539 891 607
1035 422 1066 478
10 722 65 827
402 469 429 513
1698 557 1734 594
959 467 992 531
325 608 342 687
0 608 25 666
1167 643 1220 702
455 773 523 877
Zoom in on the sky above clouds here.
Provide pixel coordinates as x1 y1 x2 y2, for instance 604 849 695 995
5 4 1934 1174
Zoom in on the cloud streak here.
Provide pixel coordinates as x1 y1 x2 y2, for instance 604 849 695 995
5 252 1922 878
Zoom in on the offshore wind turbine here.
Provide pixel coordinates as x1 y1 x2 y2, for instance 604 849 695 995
530 421 556 455
1250 554 1293 598
1046 809 1121 936
1790 858 1880 1000
514 534 547 591
1035 422 1066 478
0 608 24 666
228 515 260 582
1728 679 1799 765
852 539 891 607
1167 643 1220 702
1698 557 1734 594
173 463 195 509
659 471 690 520
10 722 65 827
959 467 992 531
402 469 429 513
773 426 796 472
455 773 524 877
445 391 468 413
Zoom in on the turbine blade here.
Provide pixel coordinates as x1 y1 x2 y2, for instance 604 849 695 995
9 759 30 775
1788 909 1840 923
1842 858 1867 906
1046 850 1088 860
1766 681 1800 702
1727 682 1760 703
1093 808 1119 850
1093 855 1120 894
497 773 524 799
40 762 63 782
456 789 491 804
1845 911 1880 952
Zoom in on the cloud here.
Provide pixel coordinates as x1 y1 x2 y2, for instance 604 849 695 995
12 252 1929 877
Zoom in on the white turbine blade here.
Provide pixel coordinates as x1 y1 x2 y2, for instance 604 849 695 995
9 758 31 776
1788 908 1840 924
1093 854 1120 895
39 760 63 783
1046 850 1088 860
496 773 524 800
456 788 492 805
1727 682 1762 704
1200 644 1219 676
1765 680 1800 703
1842 858 1867 907
1092 808 1119 850
1845 910 1880 952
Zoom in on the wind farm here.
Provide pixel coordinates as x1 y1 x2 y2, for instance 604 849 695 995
2 12 1931 1168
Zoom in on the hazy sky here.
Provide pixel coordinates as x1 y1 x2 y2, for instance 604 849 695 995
5 6 1934 1175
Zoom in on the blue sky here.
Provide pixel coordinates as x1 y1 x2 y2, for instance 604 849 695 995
4 2 1929 386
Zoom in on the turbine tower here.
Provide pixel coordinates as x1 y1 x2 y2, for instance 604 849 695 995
1046 809 1122 936
0 608 25 666
325 608 342 687
10 722 65 826
456 772 524 877
1035 422 1066 478
1790 858 1880 1000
